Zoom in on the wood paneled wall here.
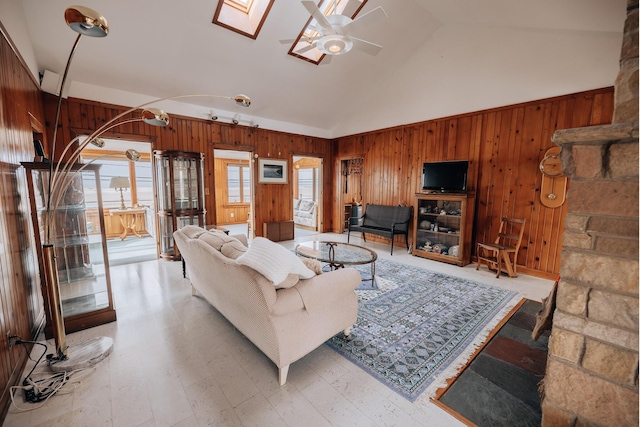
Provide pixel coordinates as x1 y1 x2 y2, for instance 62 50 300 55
334 88 615 278
41 96 335 239
0 26 47 420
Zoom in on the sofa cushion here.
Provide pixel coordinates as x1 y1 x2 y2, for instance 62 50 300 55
199 230 237 251
299 200 315 212
236 237 315 284
296 211 314 219
221 239 248 259
274 273 299 289
180 225 207 239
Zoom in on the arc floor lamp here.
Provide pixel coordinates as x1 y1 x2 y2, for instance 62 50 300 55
39 5 250 372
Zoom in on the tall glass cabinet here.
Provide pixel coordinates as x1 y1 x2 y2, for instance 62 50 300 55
153 150 205 260
21 162 116 338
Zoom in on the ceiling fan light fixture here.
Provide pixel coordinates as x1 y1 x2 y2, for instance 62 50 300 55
316 35 353 55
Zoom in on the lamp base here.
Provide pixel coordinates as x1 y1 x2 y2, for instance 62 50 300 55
49 336 113 372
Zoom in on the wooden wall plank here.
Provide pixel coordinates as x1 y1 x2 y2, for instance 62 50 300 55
335 87 615 278
0 29 47 421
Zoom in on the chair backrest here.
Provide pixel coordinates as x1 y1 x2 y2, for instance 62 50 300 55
494 217 526 251
363 204 413 230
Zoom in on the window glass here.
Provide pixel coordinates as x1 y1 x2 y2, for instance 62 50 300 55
242 166 251 203
227 165 241 203
298 168 315 201
135 162 154 208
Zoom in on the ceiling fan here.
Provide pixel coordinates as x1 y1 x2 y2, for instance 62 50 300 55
284 0 388 62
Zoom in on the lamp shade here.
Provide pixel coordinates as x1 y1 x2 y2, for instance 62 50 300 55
109 177 130 189
234 94 251 107
65 6 109 37
142 108 170 127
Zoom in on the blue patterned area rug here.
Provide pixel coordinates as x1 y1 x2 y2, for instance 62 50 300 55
326 258 519 402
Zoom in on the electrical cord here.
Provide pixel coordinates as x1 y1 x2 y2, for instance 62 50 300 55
8 339 93 412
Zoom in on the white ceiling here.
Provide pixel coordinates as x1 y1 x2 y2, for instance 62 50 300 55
3 0 627 138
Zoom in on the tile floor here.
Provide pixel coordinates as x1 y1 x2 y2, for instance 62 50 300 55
3 232 554 427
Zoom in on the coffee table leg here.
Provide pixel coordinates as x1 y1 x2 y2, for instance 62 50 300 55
371 261 376 288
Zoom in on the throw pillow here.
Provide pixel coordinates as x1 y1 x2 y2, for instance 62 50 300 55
236 237 315 284
220 240 248 259
300 257 323 275
299 200 314 212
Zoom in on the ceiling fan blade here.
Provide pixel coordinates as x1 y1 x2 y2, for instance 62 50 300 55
301 1 335 35
280 36 320 44
296 42 318 54
342 6 387 36
341 0 361 17
350 37 383 56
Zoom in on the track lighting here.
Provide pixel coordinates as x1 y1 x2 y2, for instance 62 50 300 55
232 114 240 125
209 110 218 121
250 120 259 128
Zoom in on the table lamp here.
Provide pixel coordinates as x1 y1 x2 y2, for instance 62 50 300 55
109 176 130 210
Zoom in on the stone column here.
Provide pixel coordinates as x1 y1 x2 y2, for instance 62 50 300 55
542 1 639 426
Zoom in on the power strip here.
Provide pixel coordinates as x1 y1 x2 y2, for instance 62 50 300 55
22 380 37 403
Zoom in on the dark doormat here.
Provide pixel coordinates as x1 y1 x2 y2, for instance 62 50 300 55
432 299 549 427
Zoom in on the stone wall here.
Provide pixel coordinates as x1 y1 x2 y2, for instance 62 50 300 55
542 1 639 425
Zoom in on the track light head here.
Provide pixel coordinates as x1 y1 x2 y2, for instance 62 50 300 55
232 114 240 125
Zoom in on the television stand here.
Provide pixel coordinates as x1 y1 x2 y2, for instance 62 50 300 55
412 192 475 266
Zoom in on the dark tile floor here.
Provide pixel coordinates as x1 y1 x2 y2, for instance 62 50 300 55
438 299 549 427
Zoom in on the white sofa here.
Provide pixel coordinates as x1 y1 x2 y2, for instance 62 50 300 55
293 199 317 228
173 225 360 385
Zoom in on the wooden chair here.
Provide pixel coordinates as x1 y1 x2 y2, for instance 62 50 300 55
476 217 525 278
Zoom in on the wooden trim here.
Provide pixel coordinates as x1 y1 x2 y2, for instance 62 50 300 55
43 309 117 339
431 298 527 401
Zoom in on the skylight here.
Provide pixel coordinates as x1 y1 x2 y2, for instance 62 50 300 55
213 0 273 39
287 0 368 65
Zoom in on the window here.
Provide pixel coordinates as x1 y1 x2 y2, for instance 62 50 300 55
81 148 152 210
298 168 317 201
212 0 274 39
224 0 254 13
227 164 251 203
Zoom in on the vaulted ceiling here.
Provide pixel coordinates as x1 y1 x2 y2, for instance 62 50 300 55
3 0 627 138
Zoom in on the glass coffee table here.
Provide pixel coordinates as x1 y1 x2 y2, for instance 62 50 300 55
295 241 378 289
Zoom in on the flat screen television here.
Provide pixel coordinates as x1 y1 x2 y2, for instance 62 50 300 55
422 160 468 192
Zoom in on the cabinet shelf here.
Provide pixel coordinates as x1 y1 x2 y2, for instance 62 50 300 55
21 161 116 338
154 150 205 260
413 192 474 266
